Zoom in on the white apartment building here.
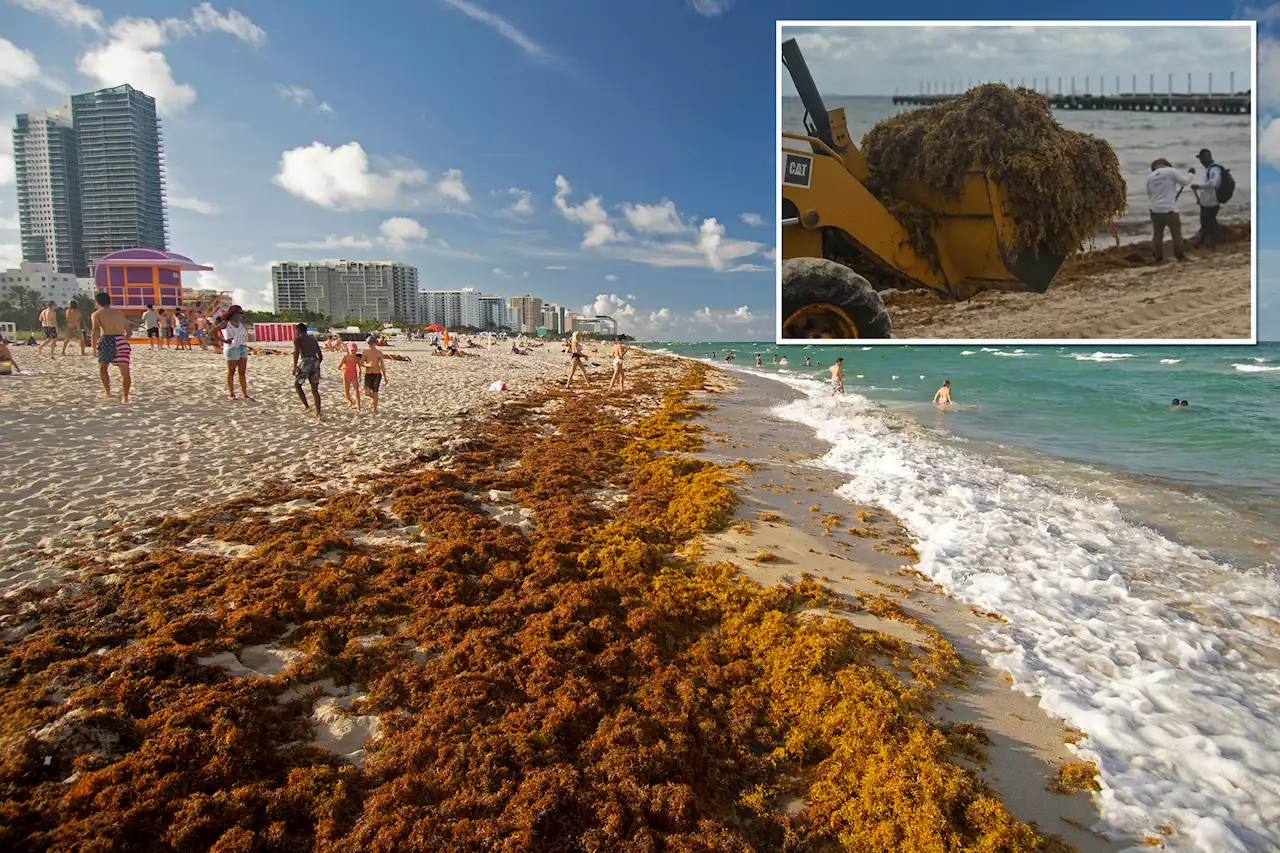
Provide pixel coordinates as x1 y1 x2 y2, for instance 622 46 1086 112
271 260 419 323
477 294 511 330
572 315 619 337
541 303 566 335
13 107 86 276
0 261 94 306
419 288 480 328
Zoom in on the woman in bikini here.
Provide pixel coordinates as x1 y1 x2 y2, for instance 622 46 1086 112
566 331 590 388
933 379 953 406
607 335 629 392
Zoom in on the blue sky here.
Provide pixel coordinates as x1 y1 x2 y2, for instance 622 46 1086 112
0 0 1275 340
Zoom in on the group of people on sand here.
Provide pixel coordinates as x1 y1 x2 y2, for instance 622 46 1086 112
565 331 630 391
1146 148 1232 263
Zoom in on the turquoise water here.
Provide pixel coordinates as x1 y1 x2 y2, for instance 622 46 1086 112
652 341 1280 570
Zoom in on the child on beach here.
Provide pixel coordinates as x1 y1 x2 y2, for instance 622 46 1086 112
830 358 844 396
292 323 323 419
338 343 363 410
361 336 388 413
90 291 133 402
933 379 953 406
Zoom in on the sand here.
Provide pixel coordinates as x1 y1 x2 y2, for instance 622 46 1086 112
0 338 613 595
884 241 1251 340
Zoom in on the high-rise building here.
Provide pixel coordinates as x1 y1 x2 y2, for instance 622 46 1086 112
271 260 420 323
13 107 86 275
71 84 168 264
419 288 480 328
508 294 543 334
541 303 563 334
477 294 511 330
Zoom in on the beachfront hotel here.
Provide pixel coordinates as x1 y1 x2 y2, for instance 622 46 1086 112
11 84 167 278
271 260 421 324
477 293 511 330
507 295 543 334
419 288 481 329
0 261 94 307
572 315 619 337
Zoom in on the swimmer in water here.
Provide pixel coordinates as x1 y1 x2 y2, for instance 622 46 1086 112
779 356 788 365
933 379 952 406
804 355 811 366
1180 399 1189 407
1171 398 1182 408
830 358 844 396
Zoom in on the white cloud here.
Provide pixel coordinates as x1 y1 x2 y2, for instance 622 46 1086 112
620 200 685 234
1262 118 1280 169
554 174 622 248
545 265 566 270
274 142 427 211
499 187 533 215
197 269 271 311
70 4 266 114
0 133 11 186
439 0 553 62
378 216 429 250
0 243 24 269
690 0 733 17
582 293 636 318
0 211 17 229
189 2 267 46
0 38 44 89
696 218 726 270
493 267 511 277
437 168 471 204
604 273 618 281
277 234 376 251
169 194 220 215
625 292 635 300
10 0 104 31
274 83 333 113
740 212 764 227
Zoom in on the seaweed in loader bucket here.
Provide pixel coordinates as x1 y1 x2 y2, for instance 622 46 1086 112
779 37 1127 340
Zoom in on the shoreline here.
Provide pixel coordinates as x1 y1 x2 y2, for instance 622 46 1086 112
0 350 1106 851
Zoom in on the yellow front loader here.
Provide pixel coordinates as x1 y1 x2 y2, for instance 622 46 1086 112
780 37 1066 339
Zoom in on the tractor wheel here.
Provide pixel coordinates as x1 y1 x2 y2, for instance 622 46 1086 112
781 257 892 339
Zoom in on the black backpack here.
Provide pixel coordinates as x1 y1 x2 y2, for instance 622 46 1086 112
1213 164 1235 204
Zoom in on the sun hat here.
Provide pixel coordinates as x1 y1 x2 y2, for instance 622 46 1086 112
348 342 358 351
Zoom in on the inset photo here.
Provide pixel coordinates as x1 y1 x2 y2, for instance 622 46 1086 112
778 21 1256 343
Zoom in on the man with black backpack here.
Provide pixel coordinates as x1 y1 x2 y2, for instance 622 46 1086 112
1191 148 1234 248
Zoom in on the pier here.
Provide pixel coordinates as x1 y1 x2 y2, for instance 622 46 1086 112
892 73 1251 114
892 92 1250 114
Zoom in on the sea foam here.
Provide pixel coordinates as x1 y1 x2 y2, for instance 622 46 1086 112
769 376 1280 852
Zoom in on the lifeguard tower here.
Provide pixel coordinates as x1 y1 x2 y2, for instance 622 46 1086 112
92 249 215 337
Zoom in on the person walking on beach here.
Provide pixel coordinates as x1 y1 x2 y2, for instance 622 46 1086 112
933 379 953 406
566 330 590 388
291 323 323 420
194 310 210 351
218 305 251 400
36 302 58 358
90 291 132 402
830 358 844 396
157 309 174 349
608 335 629 392
173 308 190 351
361 335 388 412
140 305 159 350
338 342 362 410
1146 159 1192 264
61 301 87 356
1192 148 1226 249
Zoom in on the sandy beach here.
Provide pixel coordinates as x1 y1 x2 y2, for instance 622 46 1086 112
0 339 593 593
0 348 1122 851
884 231 1252 340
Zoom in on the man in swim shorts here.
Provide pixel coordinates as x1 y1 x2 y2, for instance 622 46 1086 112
90 291 133 402
62 300 87 356
830 358 844 396
361 335 388 412
292 322 323 419
36 302 58 358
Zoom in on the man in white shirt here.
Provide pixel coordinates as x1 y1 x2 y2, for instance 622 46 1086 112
1145 158 1192 264
1192 148 1225 248
140 305 160 350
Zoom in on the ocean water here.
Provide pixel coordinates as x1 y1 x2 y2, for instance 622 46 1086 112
652 340 1280 852
782 96 1252 241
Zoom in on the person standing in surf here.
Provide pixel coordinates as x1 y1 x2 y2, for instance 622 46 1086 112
830 358 844 396
933 379 953 406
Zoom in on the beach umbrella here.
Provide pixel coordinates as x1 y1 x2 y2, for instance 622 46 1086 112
425 324 445 332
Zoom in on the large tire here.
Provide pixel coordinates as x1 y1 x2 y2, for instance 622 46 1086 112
781 257 892 339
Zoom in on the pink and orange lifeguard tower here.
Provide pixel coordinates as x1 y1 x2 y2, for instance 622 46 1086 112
92 249 229 338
